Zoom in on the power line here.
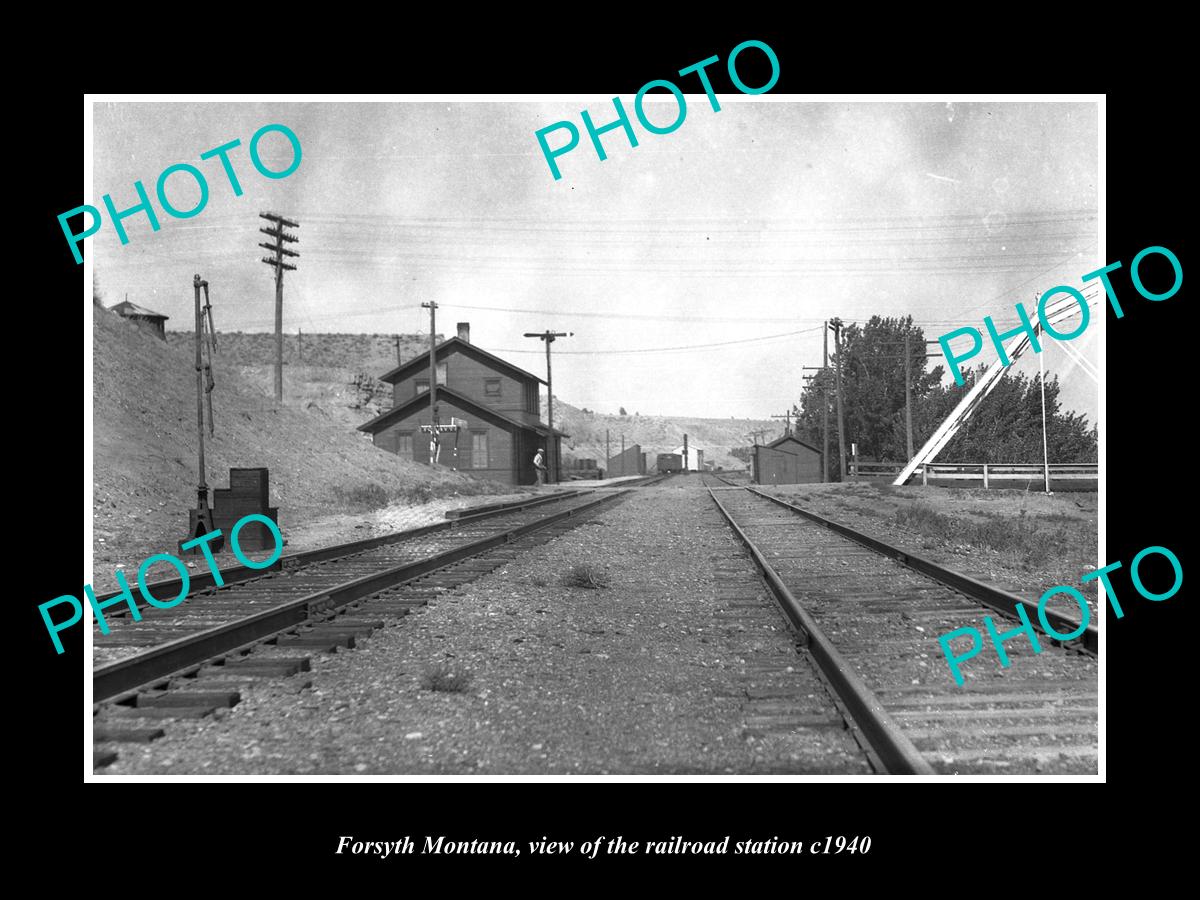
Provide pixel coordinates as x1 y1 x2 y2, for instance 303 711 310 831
492 326 825 356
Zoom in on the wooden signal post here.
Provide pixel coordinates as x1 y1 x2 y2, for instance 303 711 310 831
422 301 440 464
184 274 223 553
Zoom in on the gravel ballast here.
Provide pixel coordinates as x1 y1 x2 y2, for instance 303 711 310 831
100 480 870 776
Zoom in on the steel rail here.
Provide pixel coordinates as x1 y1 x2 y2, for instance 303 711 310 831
746 486 1098 655
707 488 936 775
94 489 627 702
91 488 594 605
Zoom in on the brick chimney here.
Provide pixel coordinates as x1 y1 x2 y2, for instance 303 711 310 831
457 322 470 343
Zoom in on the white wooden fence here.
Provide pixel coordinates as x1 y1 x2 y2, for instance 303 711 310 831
850 461 1098 490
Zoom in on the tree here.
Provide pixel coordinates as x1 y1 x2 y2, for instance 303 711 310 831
926 366 1097 463
619 407 627 416
729 446 753 463
794 316 1096 477
795 316 941 478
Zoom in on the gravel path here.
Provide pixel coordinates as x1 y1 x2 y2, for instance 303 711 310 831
100 479 870 776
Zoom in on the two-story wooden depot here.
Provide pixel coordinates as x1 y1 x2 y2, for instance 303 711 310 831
358 323 567 485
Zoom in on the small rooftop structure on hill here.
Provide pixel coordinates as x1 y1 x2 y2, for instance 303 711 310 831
110 299 169 340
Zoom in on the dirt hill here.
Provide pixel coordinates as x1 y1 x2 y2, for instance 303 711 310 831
158 330 778 472
165 331 435 428
93 311 502 583
547 399 776 471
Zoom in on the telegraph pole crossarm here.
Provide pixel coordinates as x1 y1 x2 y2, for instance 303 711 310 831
258 242 299 258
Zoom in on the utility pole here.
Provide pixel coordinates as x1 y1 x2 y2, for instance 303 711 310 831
904 333 915 461
802 364 828 480
259 212 299 404
683 433 689 473
823 323 830 481
1035 292 1052 494
523 330 572 484
422 301 439 465
770 410 793 436
395 335 402 367
830 318 848 482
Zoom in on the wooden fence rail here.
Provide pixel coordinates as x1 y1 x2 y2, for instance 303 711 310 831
849 461 1098 490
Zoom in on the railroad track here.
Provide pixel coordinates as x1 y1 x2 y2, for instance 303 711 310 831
702 477 1098 775
92 486 645 770
92 486 634 621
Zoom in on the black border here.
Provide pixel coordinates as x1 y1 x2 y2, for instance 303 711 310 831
24 24 1182 878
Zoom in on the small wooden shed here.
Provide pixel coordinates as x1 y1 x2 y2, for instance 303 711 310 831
752 434 823 485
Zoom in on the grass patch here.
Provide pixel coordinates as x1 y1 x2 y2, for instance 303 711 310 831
331 475 503 512
868 483 901 497
331 483 392 511
402 483 436 505
1038 511 1085 524
420 662 473 693
892 502 1069 568
562 565 611 589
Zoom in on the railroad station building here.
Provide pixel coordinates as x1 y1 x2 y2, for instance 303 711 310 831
358 323 567 485
752 434 823 485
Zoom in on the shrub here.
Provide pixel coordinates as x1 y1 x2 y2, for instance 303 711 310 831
562 565 610 589
421 662 473 693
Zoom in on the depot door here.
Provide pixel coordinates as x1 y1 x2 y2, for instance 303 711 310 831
516 429 536 485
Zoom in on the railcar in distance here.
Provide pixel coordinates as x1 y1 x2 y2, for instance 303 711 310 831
656 453 683 474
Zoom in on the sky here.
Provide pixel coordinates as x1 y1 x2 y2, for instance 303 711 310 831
90 99 1099 423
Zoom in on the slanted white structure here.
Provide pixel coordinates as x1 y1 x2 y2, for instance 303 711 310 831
893 289 1100 486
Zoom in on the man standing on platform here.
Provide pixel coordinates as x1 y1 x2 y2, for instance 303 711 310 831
533 447 547 486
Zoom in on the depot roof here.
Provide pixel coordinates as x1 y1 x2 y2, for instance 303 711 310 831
358 384 569 439
380 337 547 386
